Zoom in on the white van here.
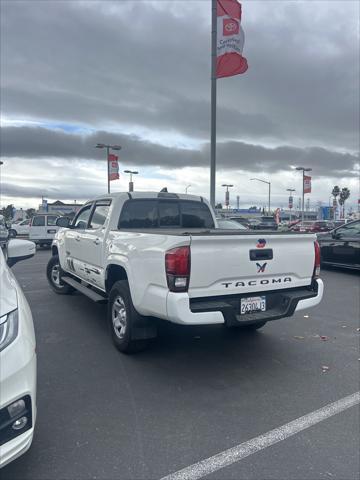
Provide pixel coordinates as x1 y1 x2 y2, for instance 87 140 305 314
29 214 59 247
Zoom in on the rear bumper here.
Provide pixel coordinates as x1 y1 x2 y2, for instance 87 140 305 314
166 279 323 326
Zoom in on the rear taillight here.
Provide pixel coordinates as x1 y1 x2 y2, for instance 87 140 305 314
165 246 191 292
313 240 321 278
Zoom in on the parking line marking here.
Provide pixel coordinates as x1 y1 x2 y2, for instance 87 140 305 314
161 391 360 480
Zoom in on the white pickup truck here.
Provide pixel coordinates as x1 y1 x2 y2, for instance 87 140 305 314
47 192 323 353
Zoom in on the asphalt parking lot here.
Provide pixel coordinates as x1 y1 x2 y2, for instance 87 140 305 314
2 249 360 480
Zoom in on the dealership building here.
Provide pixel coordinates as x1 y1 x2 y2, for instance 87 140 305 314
38 200 82 217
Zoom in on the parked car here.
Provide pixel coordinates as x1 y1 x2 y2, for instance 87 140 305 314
317 220 360 270
250 216 278 230
47 192 323 354
307 221 335 233
9 219 31 238
0 239 37 468
29 214 59 247
216 218 248 230
290 221 313 232
0 215 9 247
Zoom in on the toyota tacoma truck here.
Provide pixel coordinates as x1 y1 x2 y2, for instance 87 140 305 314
47 192 323 353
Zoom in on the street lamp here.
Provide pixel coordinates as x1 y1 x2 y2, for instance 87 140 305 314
295 167 312 224
250 178 271 215
95 143 121 194
124 170 138 192
222 184 233 210
185 185 191 194
286 188 296 222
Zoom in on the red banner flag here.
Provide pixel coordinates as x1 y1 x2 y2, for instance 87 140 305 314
304 175 312 194
108 154 119 181
216 0 248 78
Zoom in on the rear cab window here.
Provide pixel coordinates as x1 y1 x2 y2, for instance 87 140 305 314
118 199 215 229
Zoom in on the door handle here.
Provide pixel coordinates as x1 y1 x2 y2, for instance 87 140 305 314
93 238 100 245
76 235 81 242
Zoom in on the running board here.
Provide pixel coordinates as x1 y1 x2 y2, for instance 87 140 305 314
62 276 107 303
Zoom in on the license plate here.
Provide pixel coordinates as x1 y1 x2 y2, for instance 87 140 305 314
240 296 266 314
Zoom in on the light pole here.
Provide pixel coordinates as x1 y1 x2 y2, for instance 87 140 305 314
185 185 191 194
251 178 271 215
286 188 295 222
124 170 138 192
295 167 312 224
95 143 121 194
222 184 233 210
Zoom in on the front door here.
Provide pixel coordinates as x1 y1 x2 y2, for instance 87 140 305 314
80 200 112 289
63 203 93 280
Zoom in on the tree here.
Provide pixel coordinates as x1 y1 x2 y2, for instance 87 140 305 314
215 203 223 209
339 188 350 219
26 208 36 219
1 204 15 221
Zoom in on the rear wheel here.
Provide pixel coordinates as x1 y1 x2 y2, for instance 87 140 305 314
46 255 74 294
108 280 150 353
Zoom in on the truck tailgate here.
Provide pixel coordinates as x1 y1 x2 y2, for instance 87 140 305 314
188 233 316 298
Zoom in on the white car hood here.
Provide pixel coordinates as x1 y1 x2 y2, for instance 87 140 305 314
0 252 18 317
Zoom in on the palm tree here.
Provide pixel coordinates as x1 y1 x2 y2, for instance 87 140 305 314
331 186 340 220
339 188 350 219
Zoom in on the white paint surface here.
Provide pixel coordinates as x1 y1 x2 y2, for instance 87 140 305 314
161 391 360 480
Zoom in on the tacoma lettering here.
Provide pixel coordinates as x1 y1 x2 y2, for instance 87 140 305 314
222 278 293 288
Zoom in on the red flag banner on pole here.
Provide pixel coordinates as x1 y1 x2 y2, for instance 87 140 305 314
304 175 312 194
108 154 119 181
216 0 248 78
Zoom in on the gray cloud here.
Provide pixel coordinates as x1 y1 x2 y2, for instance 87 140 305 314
1 126 358 177
1 0 359 149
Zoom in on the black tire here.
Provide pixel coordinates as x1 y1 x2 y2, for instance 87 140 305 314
46 255 74 294
108 280 150 353
8 229 17 238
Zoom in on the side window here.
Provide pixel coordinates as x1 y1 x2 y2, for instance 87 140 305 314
159 201 180 227
89 202 111 229
118 200 158 229
32 216 45 227
180 201 214 228
72 205 93 229
21 220 30 225
47 215 58 226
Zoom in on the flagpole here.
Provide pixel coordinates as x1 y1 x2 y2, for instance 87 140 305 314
210 0 217 208
107 146 110 194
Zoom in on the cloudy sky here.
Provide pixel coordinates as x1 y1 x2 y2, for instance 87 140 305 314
0 0 359 211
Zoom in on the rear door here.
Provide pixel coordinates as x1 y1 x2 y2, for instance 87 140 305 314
188 233 316 298
46 215 59 240
29 215 46 241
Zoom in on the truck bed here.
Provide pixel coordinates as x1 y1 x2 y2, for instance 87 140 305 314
117 228 311 236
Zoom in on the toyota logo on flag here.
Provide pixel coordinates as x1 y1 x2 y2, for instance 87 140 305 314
223 18 239 36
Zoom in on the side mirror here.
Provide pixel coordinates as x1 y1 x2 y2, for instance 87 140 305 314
5 222 11 229
56 216 71 228
7 239 36 268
